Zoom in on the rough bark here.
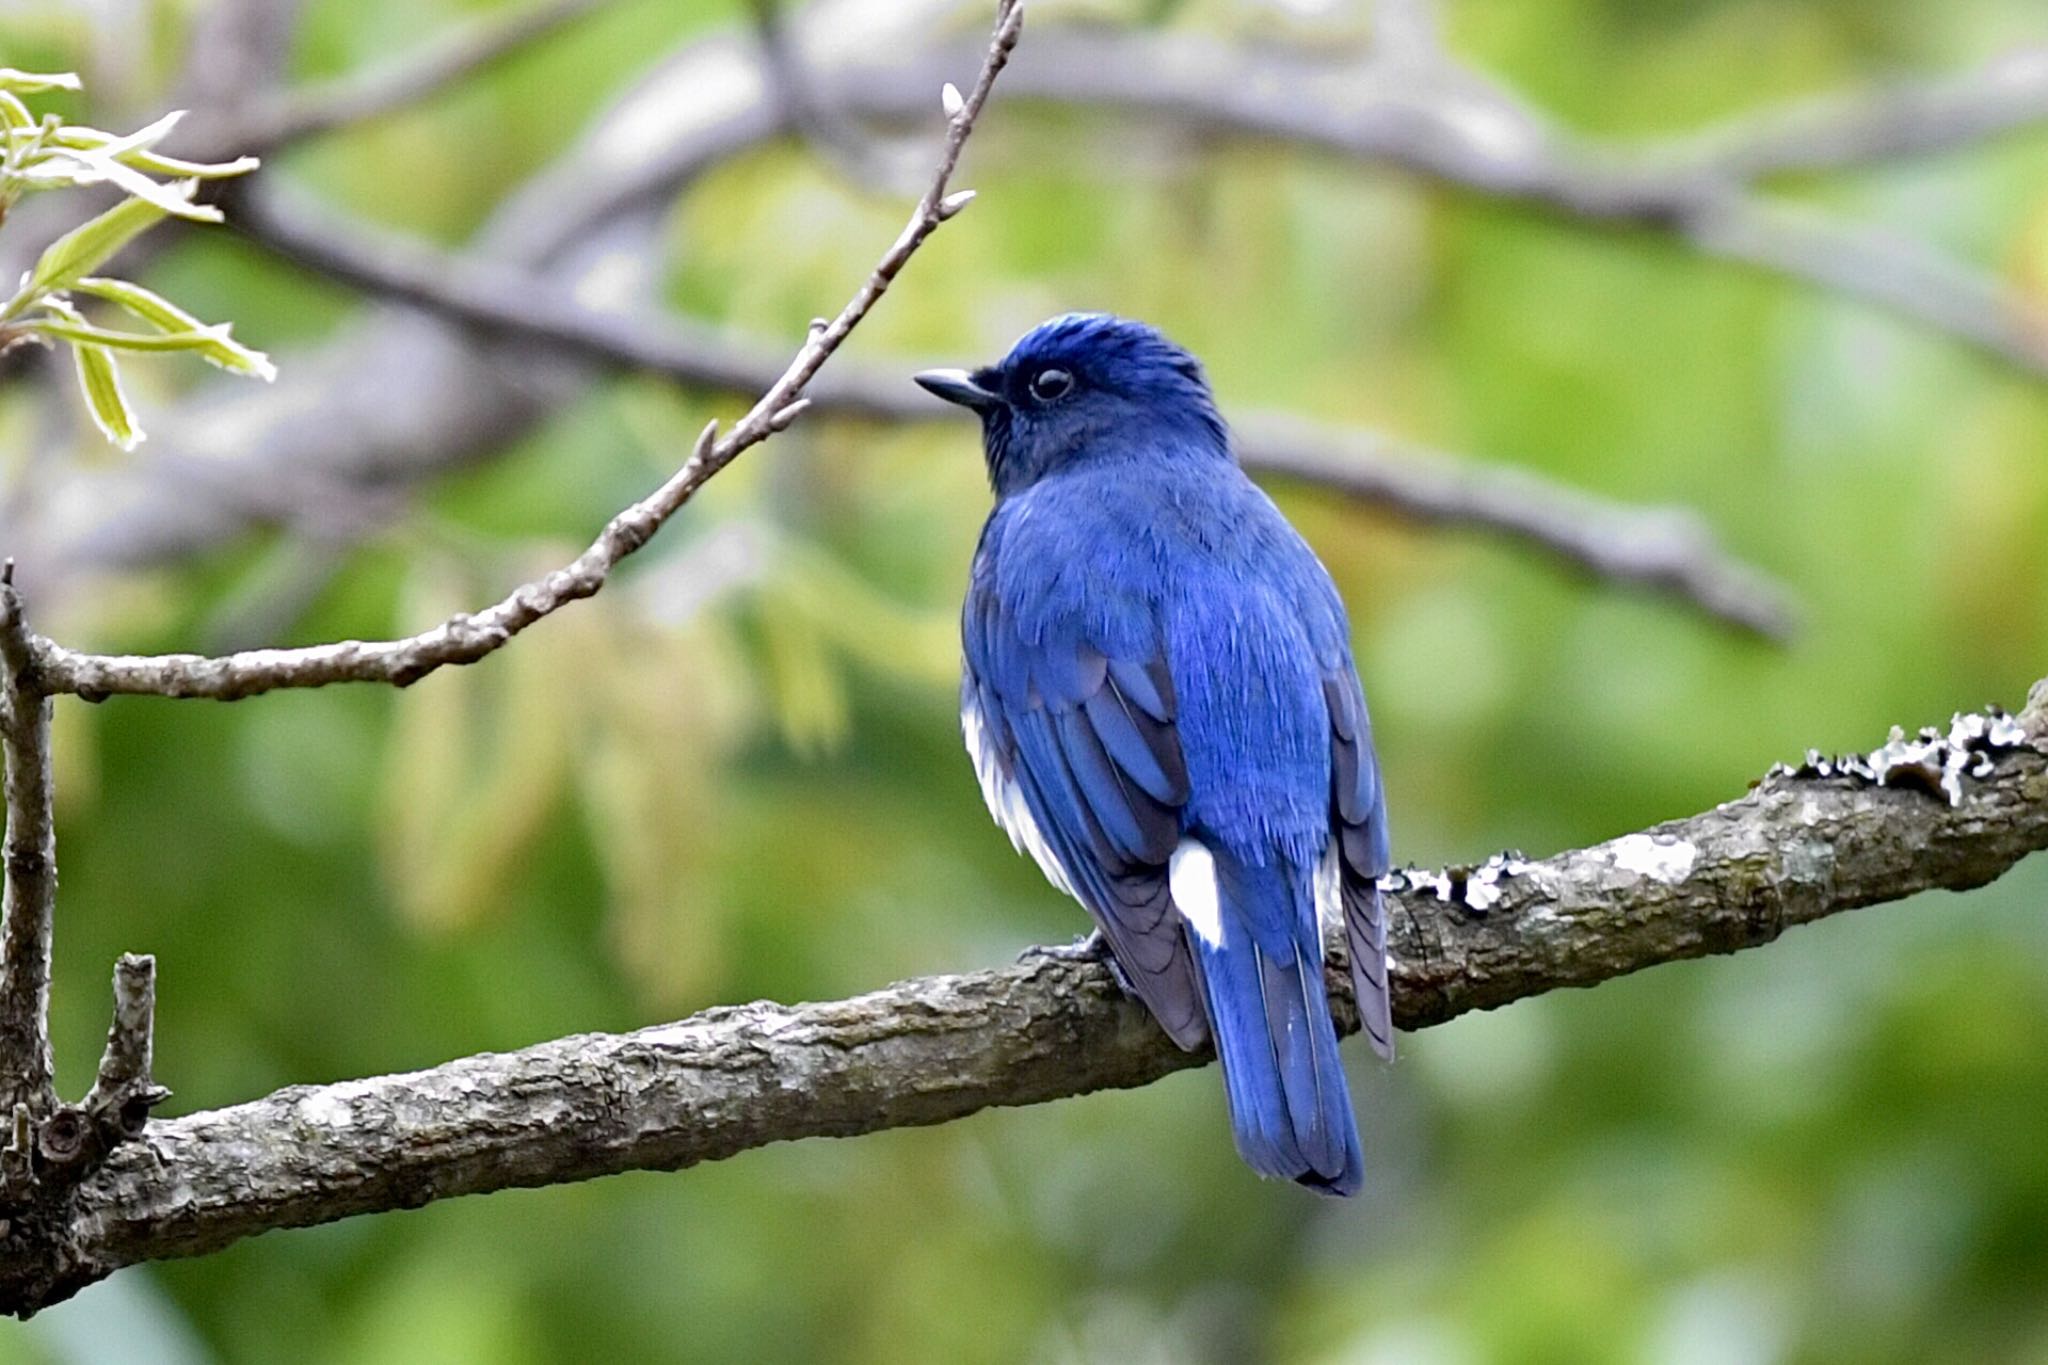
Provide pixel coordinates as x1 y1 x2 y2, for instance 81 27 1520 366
0 573 56 1119
0 682 2039 1316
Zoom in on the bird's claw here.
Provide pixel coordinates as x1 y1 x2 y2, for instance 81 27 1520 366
1018 930 1139 1000
1018 929 1110 965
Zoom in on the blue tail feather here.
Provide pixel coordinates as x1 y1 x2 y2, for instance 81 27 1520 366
1191 853 1364 1197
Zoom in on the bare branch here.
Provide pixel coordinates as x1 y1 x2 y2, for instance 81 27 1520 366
246 0 626 148
170 0 307 117
0 686 2039 1314
0 568 56 1118
1664 44 2048 181
1235 414 1795 638
79 955 167 1141
537 25 2048 378
1372 0 1445 67
1678 197 2046 374
27 0 1025 703
42 12 2046 615
745 0 906 189
941 30 2048 375
226 180 1793 636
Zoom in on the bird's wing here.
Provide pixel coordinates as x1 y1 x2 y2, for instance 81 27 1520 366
962 582 1208 1050
1323 667 1394 1060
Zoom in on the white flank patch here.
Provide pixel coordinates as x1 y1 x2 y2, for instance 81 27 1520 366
1608 832 1697 885
1170 839 1225 948
1314 840 1343 954
962 700 1074 898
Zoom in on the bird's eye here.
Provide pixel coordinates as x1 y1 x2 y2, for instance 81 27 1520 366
1028 367 1074 402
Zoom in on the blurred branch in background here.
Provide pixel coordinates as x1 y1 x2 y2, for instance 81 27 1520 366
228 180 1799 635
36 2 2048 634
240 0 630 150
920 29 2048 372
1 679 2039 1315
1235 415 1794 637
24 0 1019 700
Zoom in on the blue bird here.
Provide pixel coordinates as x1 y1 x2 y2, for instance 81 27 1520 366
916 313 1393 1195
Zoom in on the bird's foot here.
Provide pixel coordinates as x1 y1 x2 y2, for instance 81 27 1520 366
1018 930 1139 999
1018 928 1110 965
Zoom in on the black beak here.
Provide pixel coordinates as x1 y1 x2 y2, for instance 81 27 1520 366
914 368 1000 412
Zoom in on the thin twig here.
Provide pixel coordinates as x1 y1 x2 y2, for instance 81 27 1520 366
29 0 1024 703
0 565 56 1117
0 685 2040 1314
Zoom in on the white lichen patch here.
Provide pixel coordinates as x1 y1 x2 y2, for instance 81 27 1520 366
1380 851 1536 913
1768 705 2036 808
1607 833 1697 884
1462 851 1538 910
297 1089 357 1129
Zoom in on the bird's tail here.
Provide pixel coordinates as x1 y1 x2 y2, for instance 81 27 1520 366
1181 842 1364 1197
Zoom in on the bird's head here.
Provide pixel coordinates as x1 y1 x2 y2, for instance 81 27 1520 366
916 313 1229 495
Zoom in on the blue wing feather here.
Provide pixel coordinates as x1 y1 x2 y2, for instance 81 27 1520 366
1324 667 1394 1060
964 453 1391 1185
965 547 1208 1048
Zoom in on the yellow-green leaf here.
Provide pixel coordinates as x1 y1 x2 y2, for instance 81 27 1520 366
17 195 169 309
19 156 221 221
0 69 81 95
71 343 141 450
49 126 258 179
69 280 278 380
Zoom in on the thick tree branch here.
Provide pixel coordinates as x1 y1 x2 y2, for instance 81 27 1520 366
23 0 1024 704
0 683 2038 1315
0 567 56 1118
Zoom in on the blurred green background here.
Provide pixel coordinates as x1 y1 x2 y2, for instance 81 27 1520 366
4 0 2048 1360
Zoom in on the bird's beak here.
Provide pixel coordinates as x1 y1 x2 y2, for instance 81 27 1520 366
914 368 1000 412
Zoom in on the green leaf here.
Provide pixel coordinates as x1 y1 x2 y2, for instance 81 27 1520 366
69 279 277 380
0 69 81 95
71 343 141 450
14 195 170 312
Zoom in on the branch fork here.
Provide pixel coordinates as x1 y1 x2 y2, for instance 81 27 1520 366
0 0 1024 1314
